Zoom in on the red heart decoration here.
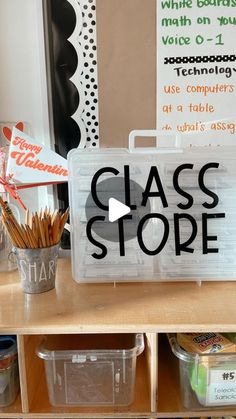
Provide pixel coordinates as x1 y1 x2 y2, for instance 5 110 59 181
16 122 24 132
2 126 12 142
2 122 24 143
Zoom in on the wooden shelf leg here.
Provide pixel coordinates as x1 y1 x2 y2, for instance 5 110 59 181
146 332 158 414
17 335 29 413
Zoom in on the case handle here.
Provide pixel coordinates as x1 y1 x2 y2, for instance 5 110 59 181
129 130 182 152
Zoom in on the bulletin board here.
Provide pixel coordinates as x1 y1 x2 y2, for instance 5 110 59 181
64 0 236 282
47 0 236 258
49 0 236 150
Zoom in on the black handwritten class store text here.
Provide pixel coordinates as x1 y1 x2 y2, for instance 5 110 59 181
86 164 225 259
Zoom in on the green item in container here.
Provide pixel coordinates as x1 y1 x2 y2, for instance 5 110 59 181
188 362 208 398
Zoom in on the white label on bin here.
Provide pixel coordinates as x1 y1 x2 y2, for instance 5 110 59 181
72 354 86 363
207 369 236 405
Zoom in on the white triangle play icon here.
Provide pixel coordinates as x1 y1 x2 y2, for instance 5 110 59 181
108 198 131 222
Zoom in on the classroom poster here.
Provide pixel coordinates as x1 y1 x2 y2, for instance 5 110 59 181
157 0 236 143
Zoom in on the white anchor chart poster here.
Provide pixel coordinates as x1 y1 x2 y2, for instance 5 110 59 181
157 0 236 143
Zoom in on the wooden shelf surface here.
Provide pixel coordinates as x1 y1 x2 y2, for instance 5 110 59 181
0 258 236 334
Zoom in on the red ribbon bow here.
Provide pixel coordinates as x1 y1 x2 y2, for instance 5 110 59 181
0 177 26 210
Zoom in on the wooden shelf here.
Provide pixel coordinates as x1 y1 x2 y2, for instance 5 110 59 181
0 259 236 418
1 259 236 334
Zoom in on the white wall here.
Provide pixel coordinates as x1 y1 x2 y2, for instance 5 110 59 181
0 0 53 212
0 0 50 144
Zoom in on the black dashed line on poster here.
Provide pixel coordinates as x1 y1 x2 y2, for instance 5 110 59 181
164 55 236 65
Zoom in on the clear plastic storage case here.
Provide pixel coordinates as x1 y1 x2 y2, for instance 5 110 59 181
168 333 236 409
0 336 19 407
68 130 236 283
36 334 144 407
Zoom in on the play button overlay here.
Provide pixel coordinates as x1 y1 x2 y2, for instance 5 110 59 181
109 198 131 222
85 176 151 243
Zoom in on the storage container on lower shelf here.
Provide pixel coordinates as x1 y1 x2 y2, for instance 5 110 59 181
0 336 19 407
168 333 236 410
36 333 144 407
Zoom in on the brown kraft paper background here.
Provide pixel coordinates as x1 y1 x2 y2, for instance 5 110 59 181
96 0 156 148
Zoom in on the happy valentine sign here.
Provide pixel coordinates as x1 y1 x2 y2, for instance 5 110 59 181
7 128 68 184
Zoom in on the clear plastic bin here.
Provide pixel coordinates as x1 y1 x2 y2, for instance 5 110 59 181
68 129 236 283
0 336 19 406
168 333 236 409
36 334 144 406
